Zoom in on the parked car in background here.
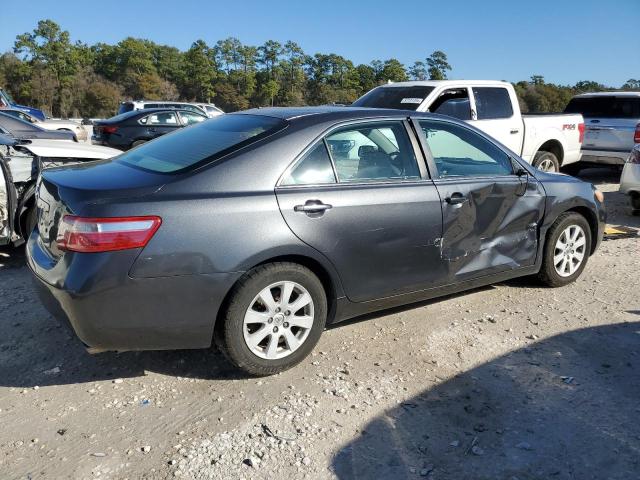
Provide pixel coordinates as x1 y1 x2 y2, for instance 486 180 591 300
620 144 640 211
194 103 225 117
564 92 640 167
0 88 46 121
353 80 585 173
117 100 209 116
1 108 88 141
0 133 120 246
28 107 605 376
92 108 207 150
0 112 77 142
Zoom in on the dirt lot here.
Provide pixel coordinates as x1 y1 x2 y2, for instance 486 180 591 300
0 168 638 480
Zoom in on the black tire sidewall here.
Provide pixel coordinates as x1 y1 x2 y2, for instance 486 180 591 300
533 151 560 173
220 263 327 375
540 213 592 287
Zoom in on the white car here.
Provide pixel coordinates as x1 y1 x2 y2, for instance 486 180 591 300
0 134 120 245
0 108 88 141
353 80 585 173
620 144 640 211
194 103 224 117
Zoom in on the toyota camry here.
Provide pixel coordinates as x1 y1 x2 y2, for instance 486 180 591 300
27 107 605 375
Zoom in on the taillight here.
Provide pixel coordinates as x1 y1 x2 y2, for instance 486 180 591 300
102 125 118 134
634 123 640 144
578 123 585 143
56 216 161 253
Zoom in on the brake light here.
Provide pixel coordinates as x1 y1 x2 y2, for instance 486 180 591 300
634 123 640 144
56 216 162 253
102 125 118 134
578 123 585 143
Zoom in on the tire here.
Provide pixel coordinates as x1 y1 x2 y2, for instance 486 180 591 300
24 206 37 240
131 140 147 148
630 194 640 211
533 151 560 173
538 212 592 287
216 262 327 376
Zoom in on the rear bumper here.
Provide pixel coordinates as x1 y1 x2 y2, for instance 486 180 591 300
580 149 629 165
26 233 239 351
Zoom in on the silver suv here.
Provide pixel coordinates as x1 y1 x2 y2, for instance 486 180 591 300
564 92 640 165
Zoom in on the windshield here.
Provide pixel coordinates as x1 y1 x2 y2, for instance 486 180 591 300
352 86 435 111
116 114 287 174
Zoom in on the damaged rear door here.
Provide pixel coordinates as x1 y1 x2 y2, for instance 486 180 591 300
414 118 545 281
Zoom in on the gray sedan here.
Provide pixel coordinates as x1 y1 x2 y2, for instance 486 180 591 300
0 111 76 142
27 107 606 375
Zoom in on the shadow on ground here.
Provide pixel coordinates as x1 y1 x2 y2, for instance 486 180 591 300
332 322 640 480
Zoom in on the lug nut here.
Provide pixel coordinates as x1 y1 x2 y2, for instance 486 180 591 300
283 322 289 328
275 307 281 313
273 326 279 333
268 317 273 323
285 310 290 316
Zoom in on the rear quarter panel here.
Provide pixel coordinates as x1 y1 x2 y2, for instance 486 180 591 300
521 115 583 165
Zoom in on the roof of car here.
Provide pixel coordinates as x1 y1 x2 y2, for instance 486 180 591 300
372 80 510 89
105 108 207 122
573 91 640 98
241 105 424 121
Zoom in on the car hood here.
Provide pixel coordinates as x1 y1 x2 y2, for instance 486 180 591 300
15 139 121 159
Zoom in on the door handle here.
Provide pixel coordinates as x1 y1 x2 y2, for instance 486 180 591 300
294 201 333 213
510 129 520 134
445 193 467 205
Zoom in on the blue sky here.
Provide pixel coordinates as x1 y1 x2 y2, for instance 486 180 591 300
1 0 638 86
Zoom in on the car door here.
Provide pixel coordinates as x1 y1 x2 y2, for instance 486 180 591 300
414 118 545 282
138 111 180 139
276 119 446 303
469 86 524 154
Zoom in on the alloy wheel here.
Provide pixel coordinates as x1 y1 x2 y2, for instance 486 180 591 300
537 158 557 172
243 281 314 360
553 225 586 277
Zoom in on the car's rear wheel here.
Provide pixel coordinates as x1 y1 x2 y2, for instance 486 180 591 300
216 262 327 376
533 151 560 173
538 212 591 287
630 193 640 211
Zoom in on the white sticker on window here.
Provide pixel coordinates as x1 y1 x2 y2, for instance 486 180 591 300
400 98 424 104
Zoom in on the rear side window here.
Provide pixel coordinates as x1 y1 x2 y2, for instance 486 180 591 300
564 96 640 118
117 114 287 173
326 121 421 183
282 142 336 185
144 103 161 109
139 112 178 125
429 89 472 120
473 87 514 119
352 86 435 111
178 111 207 125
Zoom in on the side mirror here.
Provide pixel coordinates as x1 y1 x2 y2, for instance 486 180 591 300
515 167 528 177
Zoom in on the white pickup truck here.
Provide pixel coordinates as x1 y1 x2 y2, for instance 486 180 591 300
353 80 584 172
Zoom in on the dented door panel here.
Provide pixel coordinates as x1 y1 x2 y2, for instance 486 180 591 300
0 155 11 244
434 176 545 282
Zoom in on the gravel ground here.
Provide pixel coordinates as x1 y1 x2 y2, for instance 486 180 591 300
0 167 638 480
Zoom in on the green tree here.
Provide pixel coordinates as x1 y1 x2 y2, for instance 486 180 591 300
378 59 408 82
409 61 428 81
622 79 640 90
182 40 217 101
426 50 451 80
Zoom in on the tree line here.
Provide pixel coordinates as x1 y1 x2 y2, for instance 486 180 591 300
0 20 638 118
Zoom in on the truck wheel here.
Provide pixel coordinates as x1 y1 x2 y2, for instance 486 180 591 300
538 212 591 287
215 262 327 376
533 151 560 173
630 193 640 211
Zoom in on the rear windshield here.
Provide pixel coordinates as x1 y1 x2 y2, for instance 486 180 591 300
117 102 134 115
564 96 640 118
116 114 287 173
352 86 435 111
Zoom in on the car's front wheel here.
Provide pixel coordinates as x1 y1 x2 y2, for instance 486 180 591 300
538 212 592 287
216 262 327 376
